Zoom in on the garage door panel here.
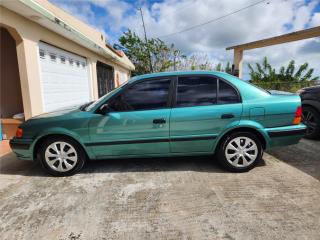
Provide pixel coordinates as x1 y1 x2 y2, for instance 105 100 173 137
38 42 91 113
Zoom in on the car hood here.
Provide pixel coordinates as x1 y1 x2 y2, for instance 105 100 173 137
31 105 81 119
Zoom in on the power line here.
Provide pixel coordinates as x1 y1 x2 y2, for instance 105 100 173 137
138 7 153 72
157 0 268 39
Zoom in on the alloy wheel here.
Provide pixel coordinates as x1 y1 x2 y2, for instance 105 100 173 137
302 110 317 135
45 141 78 172
225 136 258 168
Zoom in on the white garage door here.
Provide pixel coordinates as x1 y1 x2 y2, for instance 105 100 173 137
38 42 91 112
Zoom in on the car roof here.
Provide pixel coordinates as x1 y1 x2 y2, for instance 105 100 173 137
126 71 270 101
129 70 230 83
303 85 320 91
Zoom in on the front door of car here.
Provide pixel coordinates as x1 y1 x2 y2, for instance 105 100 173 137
88 77 172 158
170 76 242 153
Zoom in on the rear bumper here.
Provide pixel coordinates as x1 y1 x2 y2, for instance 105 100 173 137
9 138 34 160
264 124 306 149
267 128 306 138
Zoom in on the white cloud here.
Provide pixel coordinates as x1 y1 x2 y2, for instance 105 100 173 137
91 0 131 32
50 0 320 79
310 12 320 26
52 0 111 39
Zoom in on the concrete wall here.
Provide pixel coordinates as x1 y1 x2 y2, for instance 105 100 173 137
0 28 24 118
0 6 131 119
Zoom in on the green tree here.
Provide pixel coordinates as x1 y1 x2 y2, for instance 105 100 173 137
214 61 232 73
114 30 185 75
224 62 232 74
115 30 234 75
248 57 319 91
185 53 213 71
214 63 222 71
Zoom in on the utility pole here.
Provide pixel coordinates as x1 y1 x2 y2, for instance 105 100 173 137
138 7 153 73
173 55 176 71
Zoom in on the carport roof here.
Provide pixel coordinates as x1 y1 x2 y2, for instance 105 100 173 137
226 26 320 51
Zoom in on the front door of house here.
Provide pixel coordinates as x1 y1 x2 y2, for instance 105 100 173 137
97 61 114 97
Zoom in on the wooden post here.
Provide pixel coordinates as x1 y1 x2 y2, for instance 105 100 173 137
233 48 243 79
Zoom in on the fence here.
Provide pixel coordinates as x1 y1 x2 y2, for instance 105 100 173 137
252 81 320 93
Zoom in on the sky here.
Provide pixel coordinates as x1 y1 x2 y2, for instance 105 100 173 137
49 0 320 80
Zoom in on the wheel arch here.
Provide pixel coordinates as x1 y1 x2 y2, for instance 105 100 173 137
32 133 90 161
214 126 267 153
302 100 320 113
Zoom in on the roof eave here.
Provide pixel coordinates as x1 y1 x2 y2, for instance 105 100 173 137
17 0 135 70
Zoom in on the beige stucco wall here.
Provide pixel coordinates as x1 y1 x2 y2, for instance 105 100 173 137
114 65 131 87
0 6 131 119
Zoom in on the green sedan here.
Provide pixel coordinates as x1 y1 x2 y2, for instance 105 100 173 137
10 71 306 176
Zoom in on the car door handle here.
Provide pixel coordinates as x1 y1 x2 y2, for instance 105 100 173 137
153 118 166 124
221 114 234 119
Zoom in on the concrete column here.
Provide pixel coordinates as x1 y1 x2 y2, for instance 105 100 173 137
233 48 243 79
88 59 98 100
16 38 43 119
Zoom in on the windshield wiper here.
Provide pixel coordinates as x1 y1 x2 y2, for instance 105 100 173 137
79 101 94 111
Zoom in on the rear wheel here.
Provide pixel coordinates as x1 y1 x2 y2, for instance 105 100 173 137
38 137 86 176
302 106 320 139
217 132 263 172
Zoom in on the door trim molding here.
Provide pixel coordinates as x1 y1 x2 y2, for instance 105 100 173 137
84 135 217 146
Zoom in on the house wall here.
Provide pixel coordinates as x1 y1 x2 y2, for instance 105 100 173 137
114 65 131 87
0 6 131 119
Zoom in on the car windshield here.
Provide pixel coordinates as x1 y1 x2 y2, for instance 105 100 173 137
84 82 128 111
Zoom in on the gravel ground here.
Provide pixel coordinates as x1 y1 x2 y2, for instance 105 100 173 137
0 139 319 240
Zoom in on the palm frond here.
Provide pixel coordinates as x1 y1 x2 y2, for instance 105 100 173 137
285 60 295 77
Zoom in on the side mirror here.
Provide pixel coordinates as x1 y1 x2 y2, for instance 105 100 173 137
99 103 111 115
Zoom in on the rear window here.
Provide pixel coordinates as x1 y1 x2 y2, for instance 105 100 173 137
176 76 218 107
243 80 271 94
218 81 240 104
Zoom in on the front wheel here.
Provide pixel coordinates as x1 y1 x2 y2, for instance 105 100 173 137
38 137 86 176
217 132 263 172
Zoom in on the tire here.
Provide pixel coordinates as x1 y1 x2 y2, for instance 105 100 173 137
302 106 320 139
217 132 263 172
38 136 86 176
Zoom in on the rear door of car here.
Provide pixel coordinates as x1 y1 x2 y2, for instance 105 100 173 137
88 77 173 158
169 75 242 153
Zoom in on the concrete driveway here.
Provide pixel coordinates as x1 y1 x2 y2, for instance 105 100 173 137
0 139 319 240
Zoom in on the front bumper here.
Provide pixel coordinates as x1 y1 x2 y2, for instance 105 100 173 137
265 124 307 148
9 138 34 160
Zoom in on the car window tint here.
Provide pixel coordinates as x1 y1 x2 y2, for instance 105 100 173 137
109 78 171 111
176 76 217 107
219 80 239 104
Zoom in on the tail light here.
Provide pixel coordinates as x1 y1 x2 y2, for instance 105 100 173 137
16 127 23 138
292 106 302 125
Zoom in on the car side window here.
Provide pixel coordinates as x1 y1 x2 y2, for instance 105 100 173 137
108 78 171 111
176 76 217 107
218 80 240 104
